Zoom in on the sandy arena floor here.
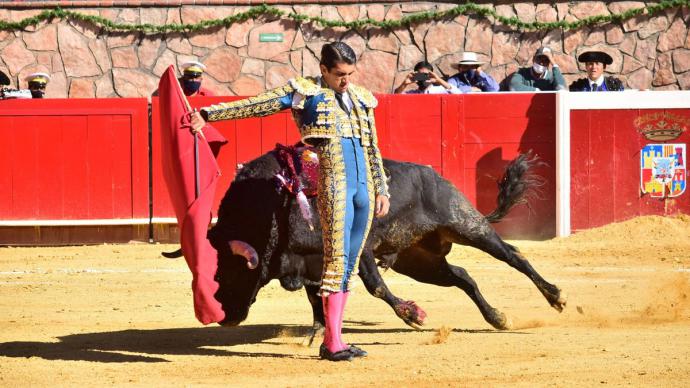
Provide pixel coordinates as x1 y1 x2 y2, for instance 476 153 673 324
0 215 689 387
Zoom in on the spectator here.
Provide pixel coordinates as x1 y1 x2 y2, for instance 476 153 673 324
447 52 499 93
394 61 455 94
179 61 214 97
509 47 566 92
25 72 50 99
569 51 624 92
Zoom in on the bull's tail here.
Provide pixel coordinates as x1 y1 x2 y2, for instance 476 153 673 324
484 152 545 223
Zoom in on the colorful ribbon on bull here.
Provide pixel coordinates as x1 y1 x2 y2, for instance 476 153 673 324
274 143 319 231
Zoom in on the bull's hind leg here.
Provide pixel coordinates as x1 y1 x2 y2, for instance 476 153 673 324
303 283 325 346
358 250 427 329
456 227 566 312
391 243 511 330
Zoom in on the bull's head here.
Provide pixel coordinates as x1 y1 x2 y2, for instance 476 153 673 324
213 240 263 326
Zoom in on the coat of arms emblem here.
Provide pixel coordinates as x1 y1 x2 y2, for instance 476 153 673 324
640 144 686 198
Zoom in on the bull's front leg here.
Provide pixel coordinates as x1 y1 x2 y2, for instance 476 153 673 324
358 251 427 329
302 283 325 347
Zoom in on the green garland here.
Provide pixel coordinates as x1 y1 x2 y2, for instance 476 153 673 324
0 1 688 34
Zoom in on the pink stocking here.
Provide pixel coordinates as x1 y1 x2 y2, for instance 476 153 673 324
322 292 348 353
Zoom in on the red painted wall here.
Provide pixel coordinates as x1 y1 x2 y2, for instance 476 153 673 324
151 93 557 239
570 108 690 231
0 98 149 221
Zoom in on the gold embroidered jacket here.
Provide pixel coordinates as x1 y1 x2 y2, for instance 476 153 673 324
200 77 389 197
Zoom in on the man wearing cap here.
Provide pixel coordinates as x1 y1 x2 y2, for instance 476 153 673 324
179 61 214 97
569 51 624 92
394 61 456 94
509 47 566 92
25 72 50 99
447 52 499 93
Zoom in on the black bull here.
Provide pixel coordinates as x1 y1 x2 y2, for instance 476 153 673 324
207 150 567 335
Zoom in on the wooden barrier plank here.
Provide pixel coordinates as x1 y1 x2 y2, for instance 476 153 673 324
111 114 134 218
36 115 65 219
569 110 591 231
63 116 90 219
0 117 13 218
12 116 40 218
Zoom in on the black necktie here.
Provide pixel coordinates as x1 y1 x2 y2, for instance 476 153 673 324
591 83 598 92
335 92 351 115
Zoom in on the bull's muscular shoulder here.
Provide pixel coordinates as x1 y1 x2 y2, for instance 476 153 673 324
288 76 321 96
348 84 378 108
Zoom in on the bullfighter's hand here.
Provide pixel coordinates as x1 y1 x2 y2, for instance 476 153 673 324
190 110 206 139
375 194 390 218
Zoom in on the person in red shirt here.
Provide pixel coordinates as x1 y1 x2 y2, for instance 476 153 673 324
179 61 214 97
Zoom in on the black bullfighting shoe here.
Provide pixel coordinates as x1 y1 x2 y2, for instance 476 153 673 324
319 344 354 362
348 345 368 358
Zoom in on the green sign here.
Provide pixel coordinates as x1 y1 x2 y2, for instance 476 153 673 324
259 33 284 42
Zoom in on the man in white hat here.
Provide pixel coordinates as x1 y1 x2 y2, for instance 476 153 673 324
25 72 51 99
447 52 499 93
179 61 214 97
508 47 566 92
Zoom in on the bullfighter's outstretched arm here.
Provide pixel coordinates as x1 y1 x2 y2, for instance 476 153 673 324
200 84 295 122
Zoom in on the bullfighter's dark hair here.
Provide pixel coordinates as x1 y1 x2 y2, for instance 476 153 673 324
320 42 357 70
413 61 434 72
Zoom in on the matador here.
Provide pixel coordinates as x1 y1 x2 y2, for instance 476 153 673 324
193 42 390 361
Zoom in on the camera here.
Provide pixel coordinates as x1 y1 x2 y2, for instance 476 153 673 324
1 87 32 99
412 72 430 82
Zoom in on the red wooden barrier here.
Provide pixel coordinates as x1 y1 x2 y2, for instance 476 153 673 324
570 108 690 231
0 98 149 222
151 93 557 239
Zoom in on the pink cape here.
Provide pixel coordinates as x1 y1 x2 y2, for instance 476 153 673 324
158 65 227 324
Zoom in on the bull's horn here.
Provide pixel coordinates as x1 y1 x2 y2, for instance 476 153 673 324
229 240 259 269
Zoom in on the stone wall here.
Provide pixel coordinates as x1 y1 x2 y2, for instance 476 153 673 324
0 2 689 98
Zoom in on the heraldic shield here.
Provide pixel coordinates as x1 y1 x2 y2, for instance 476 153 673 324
640 143 686 198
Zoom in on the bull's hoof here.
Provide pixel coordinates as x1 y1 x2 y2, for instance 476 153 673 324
487 308 512 330
394 300 427 330
301 322 324 347
544 286 567 312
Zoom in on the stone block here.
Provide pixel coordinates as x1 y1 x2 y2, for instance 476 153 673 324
111 47 139 69
1 39 34 76
112 68 159 98
657 17 687 52
69 78 96 98
231 75 264 96
350 50 397 93
23 25 57 51
425 22 466 62
672 49 690 73
205 47 241 83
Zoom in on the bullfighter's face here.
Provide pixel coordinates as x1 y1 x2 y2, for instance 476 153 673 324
320 62 356 94
585 61 605 81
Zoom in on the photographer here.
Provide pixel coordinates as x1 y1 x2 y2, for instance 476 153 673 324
394 61 455 94
447 52 499 93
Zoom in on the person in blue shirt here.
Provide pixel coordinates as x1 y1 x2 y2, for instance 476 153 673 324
569 51 624 92
447 52 499 93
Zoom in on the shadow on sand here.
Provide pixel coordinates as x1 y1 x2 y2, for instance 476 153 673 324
0 322 530 363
